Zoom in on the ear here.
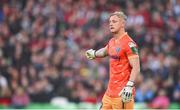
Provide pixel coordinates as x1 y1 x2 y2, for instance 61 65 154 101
122 20 125 27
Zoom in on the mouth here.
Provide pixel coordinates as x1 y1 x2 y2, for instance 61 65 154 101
110 27 114 30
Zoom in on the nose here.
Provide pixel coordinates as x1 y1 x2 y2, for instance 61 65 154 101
109 22 113 27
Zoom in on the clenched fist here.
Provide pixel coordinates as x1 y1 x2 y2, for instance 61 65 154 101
85 49 96 60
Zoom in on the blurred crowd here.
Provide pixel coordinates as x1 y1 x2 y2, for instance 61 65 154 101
0 0 179 109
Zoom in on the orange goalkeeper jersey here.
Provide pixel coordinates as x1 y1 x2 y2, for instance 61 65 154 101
105 32 139 98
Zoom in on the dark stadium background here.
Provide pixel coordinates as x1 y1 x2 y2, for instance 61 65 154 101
0 0 179 109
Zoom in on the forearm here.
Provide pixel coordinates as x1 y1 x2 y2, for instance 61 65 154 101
129 67 140 82
128 56 140 82
95 48 108 58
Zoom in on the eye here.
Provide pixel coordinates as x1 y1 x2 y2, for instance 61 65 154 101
112 20 117 23
109 20 117 24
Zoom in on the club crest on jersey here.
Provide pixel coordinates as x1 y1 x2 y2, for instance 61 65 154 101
116 47 120 53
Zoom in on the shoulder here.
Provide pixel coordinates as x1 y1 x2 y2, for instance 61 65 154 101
123 35 137 46
121 35 138 52
108 37 114 44
123 34 133 42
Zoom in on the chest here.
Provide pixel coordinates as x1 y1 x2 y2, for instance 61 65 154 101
108 40 126 58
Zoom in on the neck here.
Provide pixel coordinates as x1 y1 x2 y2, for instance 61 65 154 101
113 28 126 39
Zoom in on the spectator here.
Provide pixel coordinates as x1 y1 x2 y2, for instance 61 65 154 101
135 79 156 102
11 87 30 109
148 89 170 109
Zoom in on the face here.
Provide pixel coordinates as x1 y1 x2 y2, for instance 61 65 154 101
109 15 125 33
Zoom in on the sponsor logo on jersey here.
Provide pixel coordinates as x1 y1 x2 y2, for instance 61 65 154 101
109 55 120 60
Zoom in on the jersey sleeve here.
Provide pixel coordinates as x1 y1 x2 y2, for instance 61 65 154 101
104 42 109 56
125 41 139 58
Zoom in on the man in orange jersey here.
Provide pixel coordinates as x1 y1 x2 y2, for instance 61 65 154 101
85 11 140 109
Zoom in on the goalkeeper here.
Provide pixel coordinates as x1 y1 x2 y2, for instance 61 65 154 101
86 11 140 109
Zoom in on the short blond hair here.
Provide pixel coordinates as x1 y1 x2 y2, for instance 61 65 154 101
110 11 127 21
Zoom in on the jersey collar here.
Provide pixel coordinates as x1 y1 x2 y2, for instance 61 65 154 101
118 32 127 40
114 32 127 42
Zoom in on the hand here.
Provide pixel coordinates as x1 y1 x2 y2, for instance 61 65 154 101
119 81 134 102
85 49 96 60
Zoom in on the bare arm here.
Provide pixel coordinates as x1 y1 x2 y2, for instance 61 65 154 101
95 47 108 58
128 56 140 82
